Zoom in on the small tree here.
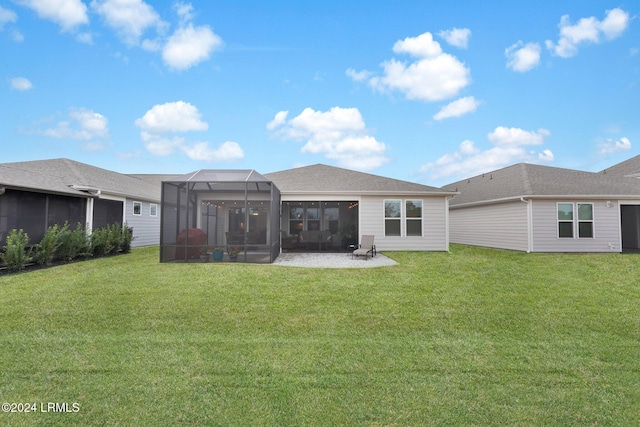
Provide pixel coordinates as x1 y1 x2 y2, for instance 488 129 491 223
90 226 109 257
1 229 30 271
32 224 60 266
121 224 134 253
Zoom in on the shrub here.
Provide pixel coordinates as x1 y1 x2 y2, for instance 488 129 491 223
106 224 123 255
90 227 110 258
1 229 30 271
32 224 60 266
57 222 91 262
121 225 134 253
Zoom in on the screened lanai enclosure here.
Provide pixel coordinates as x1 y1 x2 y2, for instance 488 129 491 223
160 170 281 263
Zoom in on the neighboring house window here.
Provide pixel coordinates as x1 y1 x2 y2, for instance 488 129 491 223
406 200 423 236
577 203 594 238
384 200 401 236
133 201 142 216
149 203 157 217
557 203 594 238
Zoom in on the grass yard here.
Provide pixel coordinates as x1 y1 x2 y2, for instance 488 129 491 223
1 245 639 426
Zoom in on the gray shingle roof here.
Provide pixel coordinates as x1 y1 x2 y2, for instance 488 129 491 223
0 159 161 201
443 163 640 207
600 155 640 178
265 164 454 195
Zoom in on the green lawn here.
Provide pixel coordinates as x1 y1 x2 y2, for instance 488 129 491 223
1 245 639 426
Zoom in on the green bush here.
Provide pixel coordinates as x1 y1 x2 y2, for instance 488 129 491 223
57 222 91 262
32 224 61 266
90 227 110 258
1 229 30 271
121 224 134 253
106 223 123 255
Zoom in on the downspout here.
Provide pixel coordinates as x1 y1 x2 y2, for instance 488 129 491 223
446 194 455 252
520 197 532 253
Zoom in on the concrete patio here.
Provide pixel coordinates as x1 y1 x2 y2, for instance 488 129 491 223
272 252 397 268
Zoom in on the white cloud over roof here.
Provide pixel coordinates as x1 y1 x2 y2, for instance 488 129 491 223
10 77 33 91
162 23 222 71
17 0 88 31
546 8 629 58
36 108 109 142
505 41 541 72
433 96 480 121
91 0 163 46
437 28 471 49
349 31 471 103
420 127 554 181
0 5 17 28
268 106 390 170
136 101 243 162
135 101 208 133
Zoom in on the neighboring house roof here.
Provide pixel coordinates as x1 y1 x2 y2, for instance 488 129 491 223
600 155 640 178
265 164 455 195
0 158 161 201
443 163 640 207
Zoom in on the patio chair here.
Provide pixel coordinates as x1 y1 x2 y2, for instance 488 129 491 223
352 235 376 260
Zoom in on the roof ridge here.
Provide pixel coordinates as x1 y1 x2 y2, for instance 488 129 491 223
521 164 533 195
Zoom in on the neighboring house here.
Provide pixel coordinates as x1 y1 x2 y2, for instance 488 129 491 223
0 159 162 247
159 164 457 263
442 162 640 253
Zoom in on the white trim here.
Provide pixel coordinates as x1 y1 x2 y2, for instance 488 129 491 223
133 201 142 216
149 203 158 217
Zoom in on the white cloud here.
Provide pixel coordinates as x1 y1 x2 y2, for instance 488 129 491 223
136 101 242 162
433 96 480 120
598 137 631 156
10 77 33 91
90 0 163 46
37 108 109 142
16 0 88 31
0 5 17 28
488 126 550 146
140 132 185 156
546 8 630 58
420 126 553 181
162 23 223 70
181 141 244 162
268 106 390 170
345 68 372 82
364 32 471 102
135 101 208 133
76 32 93 44
173 1 194 25
266 110 288 130
437 28 471 49
505 41 541 72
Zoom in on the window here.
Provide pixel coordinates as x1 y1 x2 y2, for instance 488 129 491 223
133 201 142 216
406 200 423 236
384 200 401 236
557 203 573 238
557 203 594 239
577 203 593 238
150 203 157 217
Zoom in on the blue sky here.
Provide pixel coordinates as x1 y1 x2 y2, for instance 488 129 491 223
1 1 638 186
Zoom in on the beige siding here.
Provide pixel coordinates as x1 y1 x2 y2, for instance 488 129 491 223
449 201 529 251
126 199 161 247
531 199 621 252
360 195 449 251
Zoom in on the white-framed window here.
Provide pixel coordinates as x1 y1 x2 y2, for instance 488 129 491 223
406 200 423 237
149 203 157 217
557 202 594 238
384 200 401 236
384 199 423 237
133 201 142 216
